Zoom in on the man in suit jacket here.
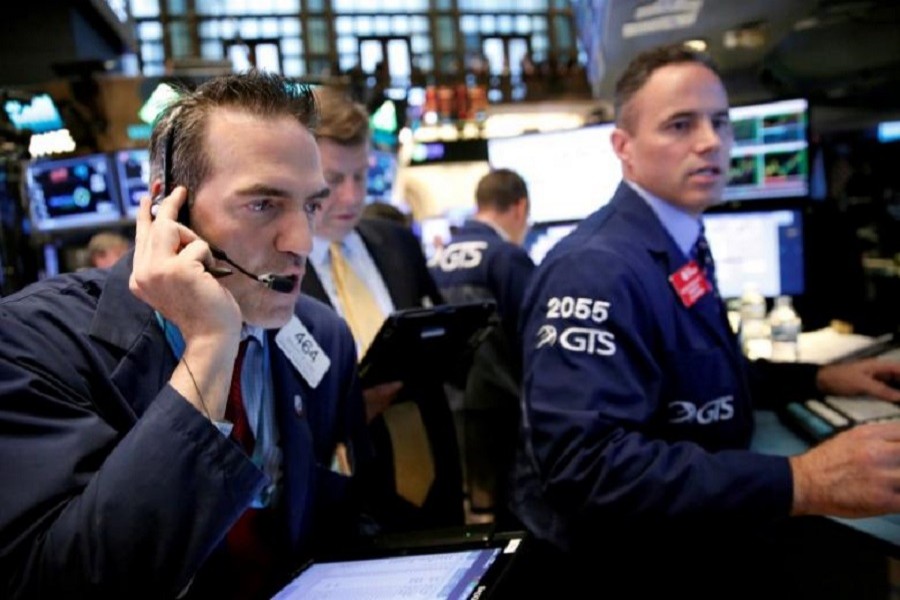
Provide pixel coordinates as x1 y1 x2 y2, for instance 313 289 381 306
302 87 461 529
0 72 371 599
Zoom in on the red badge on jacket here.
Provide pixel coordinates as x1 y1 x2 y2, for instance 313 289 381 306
669 260 712 308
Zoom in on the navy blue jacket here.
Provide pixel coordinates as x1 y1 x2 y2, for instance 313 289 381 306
0 255 368 598
512 183 818 550
428 219 534 346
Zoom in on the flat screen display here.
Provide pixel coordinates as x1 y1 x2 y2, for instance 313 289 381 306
487 123 619 224
26 154 122 232
524 220 579 265
3 93 65 134
112 148 150 218
272 547 502 600
725 98 809 201
703 209 805 299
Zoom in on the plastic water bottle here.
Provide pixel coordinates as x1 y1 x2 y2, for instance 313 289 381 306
768 295 801 362
739 284 769 359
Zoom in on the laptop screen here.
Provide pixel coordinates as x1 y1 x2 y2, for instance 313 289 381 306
272 538 522 600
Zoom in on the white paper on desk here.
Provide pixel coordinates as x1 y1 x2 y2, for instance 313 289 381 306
797 329 882 365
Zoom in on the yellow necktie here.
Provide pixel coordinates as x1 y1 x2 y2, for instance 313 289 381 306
330 242 385 357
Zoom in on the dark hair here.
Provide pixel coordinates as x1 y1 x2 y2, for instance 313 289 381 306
476 169 529 212
149 70 318 195
313 85 371 146
614 43 721 131
361 201 411 227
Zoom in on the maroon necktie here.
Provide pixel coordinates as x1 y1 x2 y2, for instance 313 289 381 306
225 339 255 454
224 338 274 599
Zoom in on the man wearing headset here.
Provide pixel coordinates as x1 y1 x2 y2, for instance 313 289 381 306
0 72 372 599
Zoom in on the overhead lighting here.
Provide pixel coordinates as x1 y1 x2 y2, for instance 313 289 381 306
723 21 768 49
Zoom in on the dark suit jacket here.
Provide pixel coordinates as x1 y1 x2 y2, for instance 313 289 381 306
0 255 368 599
302 218 443 312
302 218 464 528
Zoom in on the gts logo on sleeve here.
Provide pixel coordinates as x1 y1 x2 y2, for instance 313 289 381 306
668 395 734 425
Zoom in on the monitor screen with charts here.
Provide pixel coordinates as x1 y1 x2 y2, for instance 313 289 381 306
487 123 619 224
272 537 523 600
25 153 122 232
702 208 805 299
725 98 809 202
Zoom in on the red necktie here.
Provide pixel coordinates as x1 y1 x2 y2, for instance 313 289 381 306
224 337 274 599
225 339 255 454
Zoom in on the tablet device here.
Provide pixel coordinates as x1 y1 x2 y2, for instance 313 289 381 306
358 301 497 388
271 535 523 600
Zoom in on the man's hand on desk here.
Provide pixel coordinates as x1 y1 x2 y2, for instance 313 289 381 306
362 381 403 423
790 421 900 518
816 359 900 403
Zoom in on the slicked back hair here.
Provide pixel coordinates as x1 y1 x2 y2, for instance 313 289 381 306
149 70 318 197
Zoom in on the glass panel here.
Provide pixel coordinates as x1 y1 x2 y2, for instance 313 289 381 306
416 54 432 71
508 37 527 76
130 0 159 18
201 40 223 59
434 0 452 9
282 37 303 55
531 35 547 53
383 0 402 9
554 15 571 48
141 41 164 61
307 0 325 10
387 38 410 80
228 44 253 72
198 20 217 38
411 16 428 33
339 54 357 71
391 16 409 34
333 0 356 11
336 17 353 35
168 21 192 57
241 18 260 39
220 19 236 38
195 0 221 14
359 39 383 73
261 18 279 37
405 0 428 9
143 63 166 76
435 16 456 52
166 0 186 15
283 56 304 76
374 15 391 36
307 18 329 54
256 43 282 73
479 15 495 33
497 14 513 33
532 16 547 31
463 33 479 53
337 36 357 54
355 17 372 36
281 18 300 36
482 38 504 75
460 15 477 34
138 21 163 40
516 15 531 34
410 34 429 53
309 57 331 76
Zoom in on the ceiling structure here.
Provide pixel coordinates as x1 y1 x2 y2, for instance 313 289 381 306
591 0 900 132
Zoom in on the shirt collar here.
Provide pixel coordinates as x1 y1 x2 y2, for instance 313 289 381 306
311 229 364 266
625 180 702 258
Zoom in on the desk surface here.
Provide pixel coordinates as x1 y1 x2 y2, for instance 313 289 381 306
753 410 900 554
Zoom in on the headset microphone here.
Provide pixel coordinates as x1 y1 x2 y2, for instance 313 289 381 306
209 246 298 294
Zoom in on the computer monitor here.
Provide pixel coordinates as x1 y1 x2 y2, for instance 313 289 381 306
3 93 65 134
524 220 579 265
487 123 619 224
702 208 805 299
725 98 809 202
112 148 150 219
25 153 122 233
